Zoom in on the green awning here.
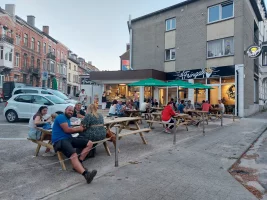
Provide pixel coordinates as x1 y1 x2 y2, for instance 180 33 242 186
128 78 168 86
166 80 193 87
181 83 213 89
52 78 58 90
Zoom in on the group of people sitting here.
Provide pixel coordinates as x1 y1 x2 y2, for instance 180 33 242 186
28 102 107 184
108 99 159 117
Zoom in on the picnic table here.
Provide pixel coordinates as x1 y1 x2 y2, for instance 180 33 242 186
185 110 209 135
151 107 164 111
28 117 150 170
124 110 141 118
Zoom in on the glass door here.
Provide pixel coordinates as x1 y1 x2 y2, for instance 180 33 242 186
159 88 167 106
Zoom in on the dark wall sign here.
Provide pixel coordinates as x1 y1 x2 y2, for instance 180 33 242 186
166 65 235 80
80 77 98 85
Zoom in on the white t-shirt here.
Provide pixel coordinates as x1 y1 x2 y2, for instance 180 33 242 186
29 115 36 129
79 92 87 102
218 103 225 113
140 102 148 111
109 105 116 114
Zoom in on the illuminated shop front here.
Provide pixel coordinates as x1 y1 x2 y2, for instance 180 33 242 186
167 66 236 114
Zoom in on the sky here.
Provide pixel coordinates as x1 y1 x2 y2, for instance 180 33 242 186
0 0 184 71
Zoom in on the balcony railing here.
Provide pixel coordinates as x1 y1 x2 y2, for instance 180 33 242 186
29 66 41 76
0 34 14 45
46 52 56 61
60 59 67 65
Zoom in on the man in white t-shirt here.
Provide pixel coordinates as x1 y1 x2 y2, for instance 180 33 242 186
79 89 87 106
218 100 225 113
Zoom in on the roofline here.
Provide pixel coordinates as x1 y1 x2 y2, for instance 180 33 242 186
131 0 200 23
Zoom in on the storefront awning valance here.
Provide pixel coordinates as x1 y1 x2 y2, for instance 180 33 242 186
181 83 213 89
128 78 168 86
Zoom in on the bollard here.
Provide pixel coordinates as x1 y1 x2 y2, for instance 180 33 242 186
221 111 223 126
202 113 205 136
173 122 177 145
115 126 119 167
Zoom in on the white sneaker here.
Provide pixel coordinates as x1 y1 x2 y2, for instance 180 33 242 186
165 128 171 134
42 152 56 157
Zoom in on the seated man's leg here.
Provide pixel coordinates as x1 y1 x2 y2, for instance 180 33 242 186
72 138 93 161
59 139 97 184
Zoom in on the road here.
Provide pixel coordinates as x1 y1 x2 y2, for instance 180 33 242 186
0 104 264 200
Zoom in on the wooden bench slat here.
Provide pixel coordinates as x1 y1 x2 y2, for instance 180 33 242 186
146 120 174 125
118 128 151 137
27 138 54 149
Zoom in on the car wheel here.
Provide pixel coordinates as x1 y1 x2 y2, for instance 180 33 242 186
5 110 18 123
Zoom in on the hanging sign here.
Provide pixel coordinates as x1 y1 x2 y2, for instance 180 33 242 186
246 45 262 58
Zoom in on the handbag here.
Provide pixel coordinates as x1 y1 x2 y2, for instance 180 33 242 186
106 129 116 144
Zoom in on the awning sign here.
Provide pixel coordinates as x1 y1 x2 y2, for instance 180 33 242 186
246 45 262 58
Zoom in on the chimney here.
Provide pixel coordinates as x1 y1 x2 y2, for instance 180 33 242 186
126 43 130 51
43 26 49 35
27 15 35 27
5 4 15 20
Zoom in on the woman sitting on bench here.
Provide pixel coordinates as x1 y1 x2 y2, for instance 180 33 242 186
78 104 106 158
28 106 54 156
161 102 176 134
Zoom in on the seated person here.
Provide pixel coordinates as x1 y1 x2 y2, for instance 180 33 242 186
202 100 212 112
28 106 53 156
52 106 97 184
73 102 86 118
178 100 185 113
109 100 117 116
162 102 176 133
126 100 133 110
184 100 194 116
140 100 149 113
116 100 126 117
152 99 159 107
218 100 225 113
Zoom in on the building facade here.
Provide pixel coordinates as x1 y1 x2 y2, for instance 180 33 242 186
67 51 79 97
128 0 267 117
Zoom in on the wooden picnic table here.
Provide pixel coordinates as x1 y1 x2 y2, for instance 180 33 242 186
28 117 150 170
151 107 164 111
185 110 208 135
124 110 141 117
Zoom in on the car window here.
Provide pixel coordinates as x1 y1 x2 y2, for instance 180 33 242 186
14 89 23 95
32 95 52 105
41 91 53 94
45 95 67 104
49 90 69 100
14 95 32 103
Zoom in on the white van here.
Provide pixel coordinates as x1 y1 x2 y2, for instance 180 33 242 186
12 87 77 104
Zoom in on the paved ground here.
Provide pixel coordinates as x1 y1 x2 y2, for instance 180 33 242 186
0 104 266 200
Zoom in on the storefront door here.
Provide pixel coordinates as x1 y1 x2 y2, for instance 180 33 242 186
159 88 167 106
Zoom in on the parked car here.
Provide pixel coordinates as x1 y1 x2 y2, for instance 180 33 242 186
12 87 77 104
4 94 74 123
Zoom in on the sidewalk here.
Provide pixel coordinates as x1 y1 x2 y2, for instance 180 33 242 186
43 114 267 200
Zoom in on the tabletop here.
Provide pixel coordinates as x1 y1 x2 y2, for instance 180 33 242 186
124 110 141 113
186 110 208 114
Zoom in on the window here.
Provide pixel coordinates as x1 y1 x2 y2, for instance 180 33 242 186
52 48 55 54
73 74 75 83
208 1 234 23
166 18 176 31
37 41 41 53
23 54 27 67
69 62 71 69
43 60 46 70
74 65 76 71
24 34 28 47
16 35 20 45
41 91 53 94
0 46 3 59
9 49 12 62
43 43 46 54
165 49 176 61
31 37 35 50
68 73 71 82
31 56 34 66
51 61 55 72
15 53 20 67
207 37 234 58
57 50 60 58
14 89 38 95
263 51 267 66
37 59 40 68
32 95 51 105
48 45 51 53
14 95 32 103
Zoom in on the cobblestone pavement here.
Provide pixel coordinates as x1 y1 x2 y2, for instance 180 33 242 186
43 113 267 200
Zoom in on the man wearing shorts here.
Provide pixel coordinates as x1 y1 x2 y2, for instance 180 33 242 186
52 106 97 184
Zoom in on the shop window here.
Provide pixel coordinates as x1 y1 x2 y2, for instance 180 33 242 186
207 37 234 58
194 79 206 84
168 88 177 102
207 78 220 84
208 1 234 23
208 86 219 105
221 76 235 83
194 89 206 103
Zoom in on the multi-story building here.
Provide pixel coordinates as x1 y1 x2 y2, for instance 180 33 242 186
89 0 267 117
0 4 74 94
67 51 79 96
128 0 267 117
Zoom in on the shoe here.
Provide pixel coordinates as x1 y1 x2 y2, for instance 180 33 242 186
42 152 56 157
165 128 171 134
84 170 97 184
